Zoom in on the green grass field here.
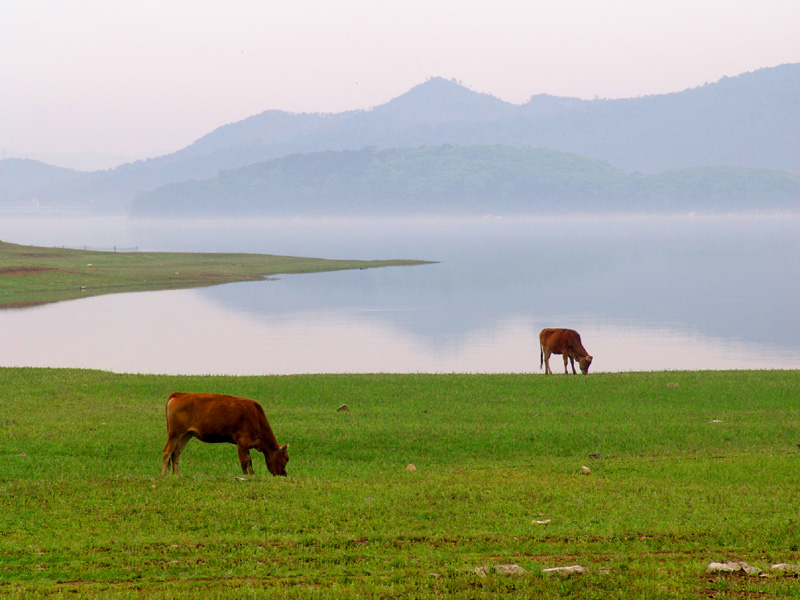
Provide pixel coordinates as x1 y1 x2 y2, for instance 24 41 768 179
1 367 799 598
0 239 431 308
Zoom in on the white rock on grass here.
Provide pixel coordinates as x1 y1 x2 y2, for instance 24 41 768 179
542 565 589 575
474 564 526 577
705 561 761 576
771 563 800 574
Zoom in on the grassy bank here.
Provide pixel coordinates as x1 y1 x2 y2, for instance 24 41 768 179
1 368 799 598
0 240 431 308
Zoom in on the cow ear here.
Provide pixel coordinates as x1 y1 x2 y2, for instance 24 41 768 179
280 444 289 454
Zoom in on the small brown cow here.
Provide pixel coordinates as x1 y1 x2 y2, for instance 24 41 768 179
162 392 289 476
539 328 593 375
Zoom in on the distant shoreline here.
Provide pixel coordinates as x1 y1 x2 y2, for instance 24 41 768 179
0 239 433 309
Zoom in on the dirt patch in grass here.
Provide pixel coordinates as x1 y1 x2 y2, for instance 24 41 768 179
19 253 71 258
2 300 52 309
0 266 55 276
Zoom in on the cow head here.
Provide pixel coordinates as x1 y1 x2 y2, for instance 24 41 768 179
266 443 289 476
579 355 593 374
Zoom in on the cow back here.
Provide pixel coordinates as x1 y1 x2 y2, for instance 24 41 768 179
165 392 276 447
540 328 589 357
540 328 571 352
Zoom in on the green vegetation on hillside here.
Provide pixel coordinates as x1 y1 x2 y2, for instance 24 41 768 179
131 145 800 217
0 240 432 308
2 368 799 598
4 65 799 215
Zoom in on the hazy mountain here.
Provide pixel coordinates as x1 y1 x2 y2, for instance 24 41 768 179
131 145 800 217
368 77 518 123
0 159 80 194
0 159 86 212
5 151 141 172
177 65 797 174
3 64 799 214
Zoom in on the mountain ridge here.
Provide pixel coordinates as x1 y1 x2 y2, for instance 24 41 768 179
2 63 798 214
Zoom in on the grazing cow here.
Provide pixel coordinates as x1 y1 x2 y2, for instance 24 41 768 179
539 328 593 375
162 392 289 476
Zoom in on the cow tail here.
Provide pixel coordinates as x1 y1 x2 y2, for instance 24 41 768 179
165 392 179 430
539 344 543 370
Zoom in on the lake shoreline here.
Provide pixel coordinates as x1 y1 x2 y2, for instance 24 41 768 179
1 214 797 373
0 239 433 309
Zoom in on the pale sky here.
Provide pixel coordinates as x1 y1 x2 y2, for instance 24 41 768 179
2 0 799 169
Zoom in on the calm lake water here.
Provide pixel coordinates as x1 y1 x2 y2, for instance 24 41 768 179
2 214 799 374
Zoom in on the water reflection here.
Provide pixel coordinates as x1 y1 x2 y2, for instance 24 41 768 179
1 214 799 374
1 288 797 374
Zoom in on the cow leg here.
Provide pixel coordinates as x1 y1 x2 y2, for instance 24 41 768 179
161 433 192 477
563 354 570 375
237 444 255 475
161 439 176 476
543 349 553 374
162 435 183 475
568 356 577 375
166 434 193 475
161 435 183 476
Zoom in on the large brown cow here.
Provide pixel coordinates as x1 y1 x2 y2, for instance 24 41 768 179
539 328 593 375
162 392 289 476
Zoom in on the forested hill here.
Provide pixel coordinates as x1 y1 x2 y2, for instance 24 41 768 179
3 63 799 214
131 145 800 217
171 64 800 175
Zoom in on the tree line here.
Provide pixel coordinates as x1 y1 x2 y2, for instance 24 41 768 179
131 145 800 217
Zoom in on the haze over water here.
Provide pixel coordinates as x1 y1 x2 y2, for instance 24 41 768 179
1 214 799 375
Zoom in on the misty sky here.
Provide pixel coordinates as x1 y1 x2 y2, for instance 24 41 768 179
3 0 799 169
